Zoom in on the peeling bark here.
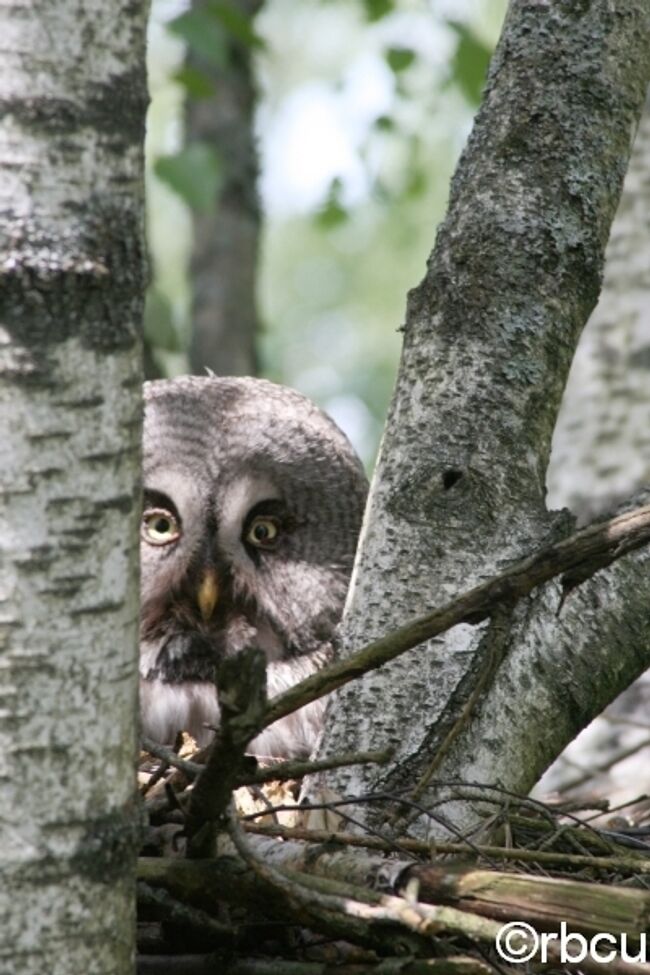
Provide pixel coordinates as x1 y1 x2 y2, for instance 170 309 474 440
0 2 148 972
314 0 650 835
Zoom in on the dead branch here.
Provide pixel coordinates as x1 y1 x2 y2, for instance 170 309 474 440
137 957 216 975
241 748 393 786
141 738 203 780
185 648 267 857
141 823 650 938
140 831 650 975
236 829 650 937
558 736 650 794
226 805 432 956
137 881 234 946
244 822 650 878
137 956 494 974
260 503 650 732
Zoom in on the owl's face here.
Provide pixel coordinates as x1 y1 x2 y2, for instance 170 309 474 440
139 376 367 749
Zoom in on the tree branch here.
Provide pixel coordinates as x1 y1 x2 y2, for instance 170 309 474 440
186 648 267 857
245 822 650 879
261 502 650 731
242 749 393 786
419 494 650 828
312 0 650 820
141 829 650 975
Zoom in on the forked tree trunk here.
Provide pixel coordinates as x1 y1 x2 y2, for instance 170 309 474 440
314 0 650 837
0 3 148 972
548 95 650 520
539 97 650 797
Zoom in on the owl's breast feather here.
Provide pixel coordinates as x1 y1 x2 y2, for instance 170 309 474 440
140 676 219 747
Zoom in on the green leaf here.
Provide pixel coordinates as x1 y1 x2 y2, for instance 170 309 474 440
144 288 179 352
405 167 427 199
154 143 223 212
315 178 348 230
385 47 416 74
447 20 493 105
373 114 395 132
173 65 215 99
168 8 228 68
208 0 264 49
362 0 394 22
169 1 264 60
316 201 348 230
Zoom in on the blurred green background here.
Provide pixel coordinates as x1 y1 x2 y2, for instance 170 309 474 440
145 0 506 467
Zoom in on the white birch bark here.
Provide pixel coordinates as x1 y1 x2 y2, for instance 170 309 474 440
548 97 650 520
0 3 148 973
539 97 650 800
314 0 650 836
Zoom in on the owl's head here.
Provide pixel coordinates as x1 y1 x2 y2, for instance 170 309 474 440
140 376 368 694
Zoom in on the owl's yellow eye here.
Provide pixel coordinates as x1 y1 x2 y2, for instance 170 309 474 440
142 508 181 546
246 516 279 547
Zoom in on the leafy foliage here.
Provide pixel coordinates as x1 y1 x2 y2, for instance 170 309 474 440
315 178 349 229
385 46 416 74
362 0 394 22
145 0 505 458
168 6 229 67
169 0 263 68
154 143 222 212
447 20 493 106
173 64 215 99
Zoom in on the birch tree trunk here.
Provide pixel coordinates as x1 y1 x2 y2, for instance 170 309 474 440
314 0 650 836
539 96 650 798
548 95 650 520
0 3 148 973
187 0 261 377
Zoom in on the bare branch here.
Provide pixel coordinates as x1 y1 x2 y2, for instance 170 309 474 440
244 822 650 879
141 738 203 780
226 806 432 956
262 503 650 731
242 748 393 786
141 826 650 975
137 881 233 945
186 648 267 857
137 954 494 975
313 0 650 821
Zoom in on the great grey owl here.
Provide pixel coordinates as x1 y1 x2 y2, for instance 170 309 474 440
139 376 368 758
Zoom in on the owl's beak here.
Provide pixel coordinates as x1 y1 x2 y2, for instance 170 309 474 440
197 569 219 622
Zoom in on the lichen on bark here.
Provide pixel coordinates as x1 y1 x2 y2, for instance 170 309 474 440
314 0 650 836
0 1 149 971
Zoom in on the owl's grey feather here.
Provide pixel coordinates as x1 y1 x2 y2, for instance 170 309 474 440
140 375 367 758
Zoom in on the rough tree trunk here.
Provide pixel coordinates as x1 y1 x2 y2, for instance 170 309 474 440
548 94 650 520
314 0 650 836
187 0 261 377
539 95 650 798
0 3 148 973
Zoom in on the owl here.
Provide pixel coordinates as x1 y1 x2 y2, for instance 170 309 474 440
139 376 368 758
